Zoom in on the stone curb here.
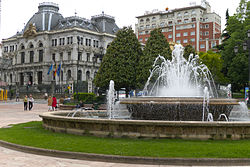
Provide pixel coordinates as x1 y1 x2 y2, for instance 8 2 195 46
1 140 250 166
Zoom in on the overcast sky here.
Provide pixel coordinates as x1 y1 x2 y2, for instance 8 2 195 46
0 0 240 41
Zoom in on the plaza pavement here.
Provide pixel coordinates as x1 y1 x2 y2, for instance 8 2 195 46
0 100 249 167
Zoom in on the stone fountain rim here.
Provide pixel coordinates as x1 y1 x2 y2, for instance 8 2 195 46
39 111 250 126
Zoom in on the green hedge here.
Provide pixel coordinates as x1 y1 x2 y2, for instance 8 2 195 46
74 93 106 104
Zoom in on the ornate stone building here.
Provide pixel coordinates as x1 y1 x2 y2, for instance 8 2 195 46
1 2 119 94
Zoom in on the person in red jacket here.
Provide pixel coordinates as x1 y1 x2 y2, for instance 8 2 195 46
52 96 57 111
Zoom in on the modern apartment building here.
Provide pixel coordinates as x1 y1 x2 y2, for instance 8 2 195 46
135 0 221 52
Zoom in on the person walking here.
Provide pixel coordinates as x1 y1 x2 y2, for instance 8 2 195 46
23 95 28 111
28 94 34 111
52 96 57 111
48 96 53 111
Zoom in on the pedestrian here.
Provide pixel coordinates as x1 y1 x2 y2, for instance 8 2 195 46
28 94 34 110
23 95 28 111
52 96 57 111
48 95 53 111
16 92 20 102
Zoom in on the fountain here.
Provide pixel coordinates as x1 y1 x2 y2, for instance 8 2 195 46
120 44 239 121
40 44 250 140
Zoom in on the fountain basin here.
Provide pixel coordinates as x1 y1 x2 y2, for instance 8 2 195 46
39 111 250 140
120 97 239 121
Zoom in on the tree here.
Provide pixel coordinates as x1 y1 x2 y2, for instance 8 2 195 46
94 27 142 95
220 0 250 91
183 44 196 60
137 28 171 89
199 51 227 84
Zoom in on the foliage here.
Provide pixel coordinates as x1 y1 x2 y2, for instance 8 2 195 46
220 0 250 91
183 44 196 60
199 51 227 84
1 121 250 158
137 28 171 89
73 93 106 104
94 27 142 94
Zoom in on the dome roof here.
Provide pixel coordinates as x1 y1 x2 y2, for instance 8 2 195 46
23 2 63 32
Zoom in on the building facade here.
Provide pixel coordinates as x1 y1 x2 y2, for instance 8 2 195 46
135 0 221 52
1 2 119 94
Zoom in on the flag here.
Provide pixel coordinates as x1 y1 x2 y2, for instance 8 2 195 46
47 64 53 75
57 63 61 76
54 64 57 77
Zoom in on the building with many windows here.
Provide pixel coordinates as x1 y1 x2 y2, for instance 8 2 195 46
1 2 119 94
135 0 221 52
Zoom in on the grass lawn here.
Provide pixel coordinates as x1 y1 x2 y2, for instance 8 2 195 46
0 121 250 158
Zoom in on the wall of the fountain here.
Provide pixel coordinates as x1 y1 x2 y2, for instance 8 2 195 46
127 103 234 121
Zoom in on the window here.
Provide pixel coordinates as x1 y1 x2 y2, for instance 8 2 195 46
205 31 209 36
152 17 156 21
145 31 149 34
145 37 148 41
87 53 90 62
67 70 71 80
140 19 144 23
60 52 63 61
200 44 205 48
191 18 196 22
52 53 56 62
67 36 73 44
190 38 195 42
146 18 150 22
140 25 144 30
183 39 188 43
191 24 195 28
183 32 188 36
205 24 209 28
59 38 65 45
152 24 156 28
139 38 143 42
4 46 8 53
168 34 172 38
39 50 43 62
184 19 189 23
30 51 34 63
38 71 43 84
39 43 43 47
160 22 164 27
52 39 57 46
146 25 150 29
78 52 82 61
176 33 181 37
21 52 25 64
77 70 82 81
184 12 188 16
168 21 172 25
177 20 182 24
177 12 181 17
191 31 195 36
176 40 181 44
68 52 71 60
139 31 144 35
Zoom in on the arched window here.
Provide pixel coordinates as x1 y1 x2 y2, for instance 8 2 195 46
86 71 90 81
39 43 43 47
77 70 82 81
146 18 150 22
29 43 34 48
20 44 25 50
67 70 71 80
140 19 144 23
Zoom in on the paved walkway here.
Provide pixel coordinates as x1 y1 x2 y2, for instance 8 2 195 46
0 100 249 167
0 101 175 167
